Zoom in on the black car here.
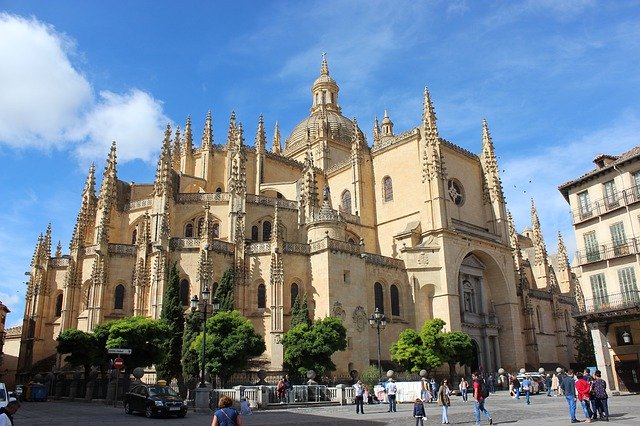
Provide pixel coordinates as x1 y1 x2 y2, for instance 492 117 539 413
124 383 188 418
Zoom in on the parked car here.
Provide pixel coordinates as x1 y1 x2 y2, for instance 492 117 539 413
123 382 187 418
516 374 541 394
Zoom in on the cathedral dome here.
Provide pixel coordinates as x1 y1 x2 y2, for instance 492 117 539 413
284 54 365 154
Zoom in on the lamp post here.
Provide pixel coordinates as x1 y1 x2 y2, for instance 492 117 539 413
622 330 632 344
368 307 387 379
191 286 220 388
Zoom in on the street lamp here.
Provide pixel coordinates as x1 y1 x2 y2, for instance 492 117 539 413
191 286 220 388
368 307 387 379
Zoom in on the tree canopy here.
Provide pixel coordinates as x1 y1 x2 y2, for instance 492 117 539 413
104 316 169 371
282 316 347 378
290 292 311 328
192 310 265 387
56 329 102 378
390 318 473 376
214 267 235 311
182 309 203 385
156 263 186 390
573 322 596 367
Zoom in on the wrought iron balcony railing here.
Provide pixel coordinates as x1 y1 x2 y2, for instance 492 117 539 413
574 238 638 265
571 184 640 225
578 290 640 315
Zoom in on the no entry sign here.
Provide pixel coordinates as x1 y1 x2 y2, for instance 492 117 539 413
113 357 125 369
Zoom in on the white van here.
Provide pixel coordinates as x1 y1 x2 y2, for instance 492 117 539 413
0 383 9 408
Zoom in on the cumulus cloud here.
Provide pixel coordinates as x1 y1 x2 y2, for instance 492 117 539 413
0 13 169 163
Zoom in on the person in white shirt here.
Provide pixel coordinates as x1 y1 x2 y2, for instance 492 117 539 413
0 401 20 426
353 380 365 414
386 378 398 413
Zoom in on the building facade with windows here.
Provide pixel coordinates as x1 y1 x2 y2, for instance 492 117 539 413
559 148 640 392
17 56 576 381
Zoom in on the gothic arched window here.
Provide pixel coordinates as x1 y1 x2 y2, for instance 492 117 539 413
179 279 190 306
211 282 219 299
341 190 352 213
212 223 220 238
114 284 125 310
251 225 259 241
263 221 272 241
564 310 571 333
374 282 385 314
390 284 400 316
55 293 63 317
185 223 194 238
216 187 222 193
131 229 137 245
291 283 299 307
383 176 393 202
257 284 266 309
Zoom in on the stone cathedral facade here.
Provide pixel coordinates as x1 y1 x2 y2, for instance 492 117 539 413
17 56 577 380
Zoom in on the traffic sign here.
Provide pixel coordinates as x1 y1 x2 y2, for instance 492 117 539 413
113 357 125 369
108 348 132 355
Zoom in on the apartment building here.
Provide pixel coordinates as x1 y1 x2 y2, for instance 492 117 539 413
559 148 640 392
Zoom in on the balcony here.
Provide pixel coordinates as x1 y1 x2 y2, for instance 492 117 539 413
571 185 640 225
576 291 640 322
575 238 638 265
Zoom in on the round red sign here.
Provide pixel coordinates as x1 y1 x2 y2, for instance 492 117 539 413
113 357 124 369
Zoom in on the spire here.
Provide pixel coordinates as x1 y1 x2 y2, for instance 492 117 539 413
481 119 504 203
97 141 118 210
373 116 381 146
557 231 569 272
172 126 181 171
201 110 213 149
44 223 52 257
226 111 237 148
507 211 524 278
71 163 96 249
271 203 282 246
31 233 44 268
154 123 173 196
351 117 364 153
381 110 394 137
183 116 193 155
255 114 266 154
321 52 329 76
531 199 548 267
271 121 282 154
55 240 62 258
422 86 438 138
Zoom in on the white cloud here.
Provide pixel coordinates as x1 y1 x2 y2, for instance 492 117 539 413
72 90 170 163
0 13 91 147
0 13 169 164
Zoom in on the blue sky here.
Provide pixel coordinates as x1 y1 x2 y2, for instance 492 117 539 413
1 1 639 326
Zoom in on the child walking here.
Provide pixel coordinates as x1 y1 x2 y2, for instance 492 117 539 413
413 398 427 426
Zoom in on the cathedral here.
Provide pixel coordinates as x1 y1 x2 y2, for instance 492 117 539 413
16 55 577 381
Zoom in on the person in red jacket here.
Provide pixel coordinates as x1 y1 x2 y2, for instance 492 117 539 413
575 372 593 423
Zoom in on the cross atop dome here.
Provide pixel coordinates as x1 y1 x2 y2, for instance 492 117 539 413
321 52 329 75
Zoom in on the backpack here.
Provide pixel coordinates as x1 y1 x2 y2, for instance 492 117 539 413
479 379 489 398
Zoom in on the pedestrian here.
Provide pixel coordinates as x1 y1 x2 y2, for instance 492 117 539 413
438 379 452 424
239 398 253 416
430 378 438 402
509 374 515 397
552 373 560 396
284 374 293 403
512 375 521 399
413 397 427 426
459 377 469 402
276 377 287 403
386 377 398 412
583 367 597 420
364 385 371 404
0 400 19 426
488 374 496 393
560 369 579 423
575 372 593 423
353 380 365 414
545 374 553 397
591 370 609 421
421 377 430 402
521 375 532 405
211 395 243 426
472 371 493 425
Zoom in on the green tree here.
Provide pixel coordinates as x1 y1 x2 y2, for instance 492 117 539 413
573 321 596 367
193 310 265 387
56 329 101 380
282 316 347 378
360 364 382 390
214 268 235 311
391 318 473 378
181 310 203 387
156 263 186 394
290 292 311 328
104 316 170 374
